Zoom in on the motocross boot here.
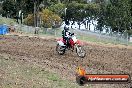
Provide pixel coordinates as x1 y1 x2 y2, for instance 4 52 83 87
71 45 74 52
66 40 71 50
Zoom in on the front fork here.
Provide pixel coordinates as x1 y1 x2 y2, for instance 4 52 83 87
75 44 79 53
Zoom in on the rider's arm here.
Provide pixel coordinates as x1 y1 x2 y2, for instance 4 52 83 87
68 31 74 36
62 30 65 37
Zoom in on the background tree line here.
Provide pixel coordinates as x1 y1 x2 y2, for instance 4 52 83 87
0 0 132 35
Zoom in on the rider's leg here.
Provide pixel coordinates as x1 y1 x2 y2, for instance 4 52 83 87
66 37 69 46
70 38 74 49
63 37 66 45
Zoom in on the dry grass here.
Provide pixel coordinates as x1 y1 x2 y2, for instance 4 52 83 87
0 55 89 88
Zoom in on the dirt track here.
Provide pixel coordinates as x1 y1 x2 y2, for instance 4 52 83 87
0 35 132 88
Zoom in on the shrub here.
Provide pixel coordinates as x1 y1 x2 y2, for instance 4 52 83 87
24 9 62 28
24 14 34 26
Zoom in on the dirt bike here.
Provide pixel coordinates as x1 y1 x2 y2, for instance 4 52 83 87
56 33 86 58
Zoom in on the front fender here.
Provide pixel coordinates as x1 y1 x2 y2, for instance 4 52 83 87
76 40 84 45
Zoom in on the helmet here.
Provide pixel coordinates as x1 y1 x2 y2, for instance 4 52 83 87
64 25 69 31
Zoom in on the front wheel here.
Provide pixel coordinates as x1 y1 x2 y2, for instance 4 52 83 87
56 44 66 55
76 45 86 58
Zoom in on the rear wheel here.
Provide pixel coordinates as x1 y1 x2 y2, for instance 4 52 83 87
76 45 86 58
56 44 65 55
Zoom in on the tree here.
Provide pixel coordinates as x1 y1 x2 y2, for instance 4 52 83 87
0 1 3 15
49 3 65 17
24 14 34 26
40 9 62 28
2 0 16 18
24 9 62 28
108 0 131 33
96 0 132 34
65 2 100 29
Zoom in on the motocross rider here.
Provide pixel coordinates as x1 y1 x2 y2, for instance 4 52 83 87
62 25 72 46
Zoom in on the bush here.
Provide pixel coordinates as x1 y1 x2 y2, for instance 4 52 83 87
24 9 62 28
40 9 62 28
24 14 34 26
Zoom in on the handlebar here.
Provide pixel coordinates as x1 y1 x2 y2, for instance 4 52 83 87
70 33 74 36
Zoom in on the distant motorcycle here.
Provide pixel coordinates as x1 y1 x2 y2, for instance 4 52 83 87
56 33 86 58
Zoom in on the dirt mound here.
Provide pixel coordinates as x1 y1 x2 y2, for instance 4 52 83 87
0 35 132 88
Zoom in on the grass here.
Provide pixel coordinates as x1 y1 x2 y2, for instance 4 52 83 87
0 17 16 25
128 42 132 45
0 55 89 88
38 28 62 37
73 33 132 46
